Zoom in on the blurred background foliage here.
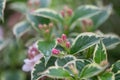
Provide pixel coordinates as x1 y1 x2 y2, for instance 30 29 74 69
0 0 120 80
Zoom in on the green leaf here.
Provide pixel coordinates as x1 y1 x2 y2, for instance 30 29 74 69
112 60 120 73
37 40 56 64
115 71 120 80
93 41 107 64
80 63 103 79
13 21 31 38
70 32 100 54
9 2 28 14
0 0 6 20
90 5 111 29
1 71 26 80
44 67 71 79
26 13 50 32
31 9 63 23
75 59 91 75
98 72 115 80
69 5 111 30
55 55 76 67
31 57 56 80
102 34 120 49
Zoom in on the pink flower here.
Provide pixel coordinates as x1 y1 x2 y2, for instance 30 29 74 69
52 48 60 55
22 54 43 72
28 43 39 59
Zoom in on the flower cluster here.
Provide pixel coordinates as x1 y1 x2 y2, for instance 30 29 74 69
22 43 43 72
52 34 71 55
38 23 54 40
60 6 73 17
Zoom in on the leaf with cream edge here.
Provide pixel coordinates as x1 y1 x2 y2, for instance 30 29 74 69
102 34 120 49
31 57 56 80
98 72 115 80
13 21 31 38
9 2 28 14
112 60 120 73
69 5 111 30
63 59 91 76
115 71 120 80
0 0 6 20
75 59 91 75
55 55 76 67
79 63 103 79
93 41 107 64
70 32 100 54
31 9 63 24
43 67 71 79
37 40 56 65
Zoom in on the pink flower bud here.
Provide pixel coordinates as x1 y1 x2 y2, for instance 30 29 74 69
49 22 54 28
67 8 73 16
61 34 67 41
52 48 60 55
57 38 62 44
43 24 47 29
45 29 49 33
66 41 71 48
60 10 65 17
81 18 93 27
38 24 43 29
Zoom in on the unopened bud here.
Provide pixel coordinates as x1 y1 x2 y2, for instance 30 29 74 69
43 24 47 29
45 29 49 33
52 48 60 55
57 38 62 44
67 8 73 16
61 34 67 41
49 22 54 28
38 24 43 29
60 10 65 17
100 60 108 67
66 41 70 48
82 18 93 27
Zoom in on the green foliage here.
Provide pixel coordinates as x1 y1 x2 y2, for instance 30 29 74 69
70 32 100 54
44 67 71 79
1 0 120 80
69 5 111 30
93 41 107 64
0 0 6 20
37 40 56 64
98 72 115 80
79 63 103 79
13 21 31 38
112 60 120 73
0 71 26 80
32 9 63 23
55 55 76 67
31 57 56 80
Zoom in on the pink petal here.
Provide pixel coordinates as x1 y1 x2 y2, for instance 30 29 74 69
22 64 33 72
